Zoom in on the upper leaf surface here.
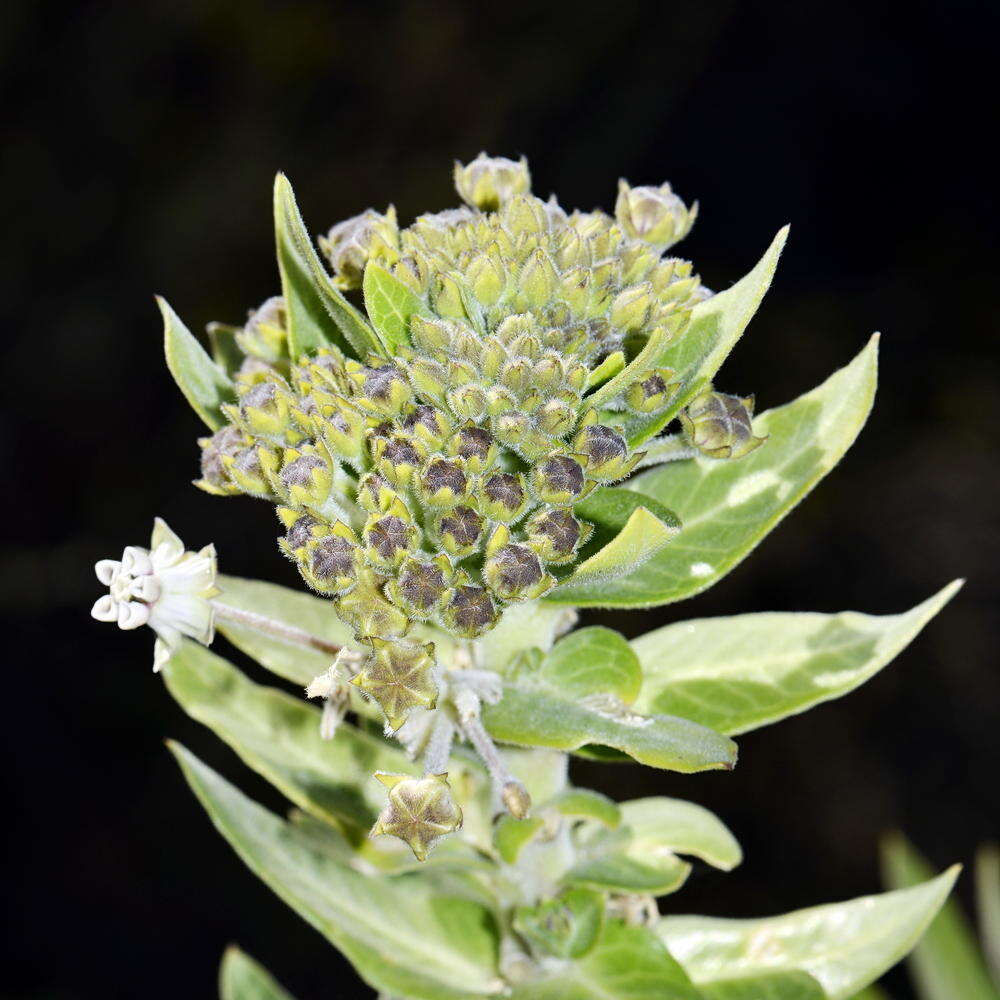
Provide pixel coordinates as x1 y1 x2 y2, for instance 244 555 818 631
539 626 642 703
219 947 297 1000
273 174 378 359
698 971 826 1000
159 296 236 431
362 261 428 352
549 334 879 608
657 866 959 999
171 744 502 999
631 580 962 735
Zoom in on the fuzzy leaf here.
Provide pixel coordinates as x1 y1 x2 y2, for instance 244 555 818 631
618 226 789 447
552 490 681 602
549 334 879 608
881 833 998 1000
494 815 546 864
510 920 702 1000
618 797 742 871
159 296 236 430
163 641 412 835
362 261 428 352
631 580 961 735
273 173 378 359
975 844 1000 988
566 841 691 896
513 888 606 959
550 789 622 828
482 685 737 773
215 574 356 684
657 866 959 999
539 626 642 703
698 971 826 1000
171 745 502 1000
219 947 297 1000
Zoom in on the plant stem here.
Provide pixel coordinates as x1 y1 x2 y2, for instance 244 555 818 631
212 601 352 659
635 433 699 468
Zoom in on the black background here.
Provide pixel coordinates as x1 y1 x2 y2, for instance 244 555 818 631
2 1 998 997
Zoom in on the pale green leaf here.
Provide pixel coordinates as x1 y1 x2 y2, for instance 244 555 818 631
631 580 962 735
589 325 674 409
513 888 606 959
482 685 736 773
881 833 997 1000
362 261 428 352
615 226 789 447
215 574 356 684
171 744 502 999
510 920 702 1000
163 640 412 835
849 987 893 1000
552 490 681 603
494 815 545 864
549 334 879 608
219 946 297 1000
566 838 691 896
619 797 742 871
698 971 826 1000
658 865 959 999
975 844 1000 988
473 601 571 676
550 788 622 828
273 173 378 359
587 350 625 390
539 627 642 704
159 296 235 430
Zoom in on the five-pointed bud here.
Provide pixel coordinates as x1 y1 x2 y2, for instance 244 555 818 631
572 422 637 482
680 389 767 459
319 207 399 289
454 153 531 211
532 453 587 505
352 637 438 730
526 507 590 564
371 772 463 861
441 583 499 638
484 527 554 602
615 179 696 248
625 368 678 414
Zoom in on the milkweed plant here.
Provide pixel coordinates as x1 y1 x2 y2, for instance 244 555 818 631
92 154 966 1000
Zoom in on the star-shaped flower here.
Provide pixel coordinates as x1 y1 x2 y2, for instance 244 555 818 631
91 518 219 671
370 772 463 861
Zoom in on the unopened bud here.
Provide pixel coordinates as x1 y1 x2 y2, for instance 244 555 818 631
615 179 696 248
319 206 399 289
196 425 244 495
371 772 462 861
352 637 437 731
532 453 587 504
484 537 553 602
502 780 532 820
363 502 419 570
526 508 590 564
572 423 636 482
480 471 529 524
625 368 677 414
454 153 531 211
436 505 484 557
386 555 452 620
441 584 498 638
680 389 766 459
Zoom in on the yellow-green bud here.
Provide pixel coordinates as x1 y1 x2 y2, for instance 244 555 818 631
418 457 470 508
222 443 273 498
235 296 288 363
196 425 244 495
371 772 462 861
347 362 413 418
615 179 696 248
436 505 484 558
526 507 591 564
454 153 531 211
610 282 653 332
402 404 452 449
352 638 437 731
572 423 636 482
532 453 587 505
625 368 678 414
517 248 559 308
447 424 497 473
319 206 399 289
680 390 767 459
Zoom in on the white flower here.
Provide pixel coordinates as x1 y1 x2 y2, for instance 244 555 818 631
91 518 219 671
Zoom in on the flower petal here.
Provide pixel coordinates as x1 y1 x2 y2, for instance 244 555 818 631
95 560 120 586
91 594 119 622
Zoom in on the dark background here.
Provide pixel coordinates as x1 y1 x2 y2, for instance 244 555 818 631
2 1 997 997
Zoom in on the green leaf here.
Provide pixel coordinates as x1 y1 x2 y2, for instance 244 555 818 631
273 173 378 359
159 296 236 430
549 788 622 828
362 261 428 352
631 580 962 735
513 888 606 959
171 744 502 1000
219 946 297 1000
206 322 247 378
510 920 702 1000
482 684 737 773
975 844 1000 988
566 838 691 896
549 334 879 608
215 574 356 684
881 833 997 1000
539 627 642 703
494 815 545 864
657 865 960 999
698 971 826 1000
163 641 412 835
587 350 625 390
849 988 893 1000
473 600 570 675
617 226 789 447
619 797 742 871
552 489 681 603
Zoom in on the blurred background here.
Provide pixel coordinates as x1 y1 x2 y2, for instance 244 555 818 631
2 0 997 996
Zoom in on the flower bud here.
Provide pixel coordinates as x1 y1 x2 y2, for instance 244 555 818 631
222 444 273 498
372 434 426 489
502 780 532 820
352 637 438 731
615 179 696 248
355 470 398 514
235 296 288 362
526 507 590 564
385 554 453 620
479 471 529 524
279 511 322 555
196 425 244 495
363 500 419 570
392 254 431 295
624 368 678 414
454 153 531 211
431 272 469 320
446 424 497 474
492 411 556 461
418 457 470 508
236 377 297 442
319 206 399 289
535 398 578 438
465 245 507 306
572 423 637 482
371 771 462 861
680 390 766 459
441 584 499 638
335 579 409 639
446 383 489 421
436 505 484 557
347 362 413 418
516 248 559 309
503 194 549 237
402 404 452 449
299 524 358 595
276 448 333 509
610 282 653 332
532 453 587 504
314 395 368 465
484 531 554 602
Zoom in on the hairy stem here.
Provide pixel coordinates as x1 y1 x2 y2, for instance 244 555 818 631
212 601 353 659
635 433 698 468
